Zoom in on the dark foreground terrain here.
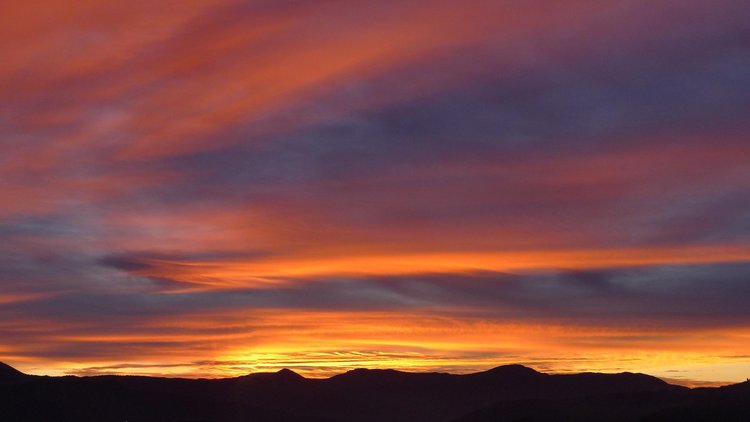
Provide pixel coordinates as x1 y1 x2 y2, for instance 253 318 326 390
1 361 748 421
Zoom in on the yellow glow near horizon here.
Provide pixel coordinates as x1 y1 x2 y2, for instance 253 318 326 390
9 311 750 386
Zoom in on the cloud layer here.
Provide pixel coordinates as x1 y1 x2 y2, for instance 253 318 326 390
1 0 749 383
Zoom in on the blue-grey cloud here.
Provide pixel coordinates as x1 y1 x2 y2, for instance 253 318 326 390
4 262 749 326
3 261 749 361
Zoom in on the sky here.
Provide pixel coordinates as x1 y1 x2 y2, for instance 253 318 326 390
1 0 749 387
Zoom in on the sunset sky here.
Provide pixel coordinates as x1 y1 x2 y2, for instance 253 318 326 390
1 0 750 387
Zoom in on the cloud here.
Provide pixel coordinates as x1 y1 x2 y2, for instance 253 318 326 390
3 261 750 378
1 0 750 380
4 261 750 326
249 263 750 326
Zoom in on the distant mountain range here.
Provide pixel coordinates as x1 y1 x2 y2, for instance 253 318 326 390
1 361 748 421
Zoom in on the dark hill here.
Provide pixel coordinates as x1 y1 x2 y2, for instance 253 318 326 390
0 361 30 384
0 361 746 422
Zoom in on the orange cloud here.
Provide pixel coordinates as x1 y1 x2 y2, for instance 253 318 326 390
2 0 749 386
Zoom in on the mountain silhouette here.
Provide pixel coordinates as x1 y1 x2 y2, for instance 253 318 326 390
0 361 747 421
0 361 29 384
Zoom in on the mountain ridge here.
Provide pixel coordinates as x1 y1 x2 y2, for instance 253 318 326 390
0 361 746 421
0 361 30 384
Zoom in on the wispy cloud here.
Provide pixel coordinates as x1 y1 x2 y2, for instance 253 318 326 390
1 0 749 382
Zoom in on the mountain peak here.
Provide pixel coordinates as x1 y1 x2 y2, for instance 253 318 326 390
0 361 28 382
479 364 542 377
238 367 304 383
276 368 303 379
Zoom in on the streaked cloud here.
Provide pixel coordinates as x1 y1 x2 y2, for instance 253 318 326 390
1 0 749 383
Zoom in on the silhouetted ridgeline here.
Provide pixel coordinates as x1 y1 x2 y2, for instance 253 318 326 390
1 361 748 421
